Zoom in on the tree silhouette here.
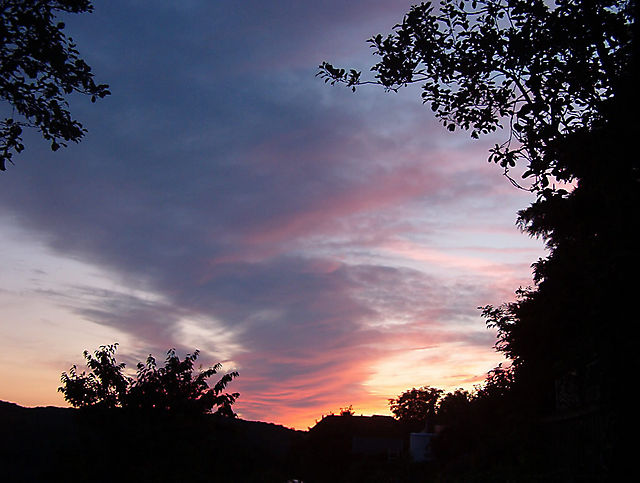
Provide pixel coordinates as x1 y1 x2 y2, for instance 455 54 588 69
320 0 638 405
436 388 471 427
338 405 355 416
389 386 442 431
318 0 634 191
0 0 110 171
59 344 239 416
58 343 127 408
320 2 638 475
127 348 240 416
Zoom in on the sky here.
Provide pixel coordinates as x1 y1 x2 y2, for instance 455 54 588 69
0 0 544 430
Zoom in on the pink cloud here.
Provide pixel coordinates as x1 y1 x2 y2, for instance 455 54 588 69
243 163 443 245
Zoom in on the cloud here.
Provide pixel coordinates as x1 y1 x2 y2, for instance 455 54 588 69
0 0 543 427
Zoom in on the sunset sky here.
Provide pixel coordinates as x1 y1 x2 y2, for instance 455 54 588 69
0 0 544 429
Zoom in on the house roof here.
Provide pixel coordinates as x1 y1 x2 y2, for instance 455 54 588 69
309 414 407 439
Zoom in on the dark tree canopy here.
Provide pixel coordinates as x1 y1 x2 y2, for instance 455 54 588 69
0 0 109 171
338 404 355 416
320 0 638 398
318 0 634 190
435 388 471 425
59 344 240 416
127 349 240 416
389 386 442 430
321 3 638 474
58 343 127 408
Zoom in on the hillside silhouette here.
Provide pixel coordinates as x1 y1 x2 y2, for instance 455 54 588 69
1 400 305 482
2 401 441 482
1 397 599 482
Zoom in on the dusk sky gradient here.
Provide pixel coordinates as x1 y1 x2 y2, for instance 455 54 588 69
0 0 545 429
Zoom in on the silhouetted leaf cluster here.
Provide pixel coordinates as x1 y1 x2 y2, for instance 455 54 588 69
0 0 109 170
319 0 634 190
58 342 127 408
388 386 442 431
59 344 239 416
387 379 511 430
339 404 355 416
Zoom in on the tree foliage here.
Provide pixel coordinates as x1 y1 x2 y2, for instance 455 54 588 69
127 349 240 416
322 3 637 476
59 344 240 416
321 0 638 401
389 382 507 428
58 343 127 408
338 405 355 416
318 0 634 190
436 388 471 426
388 386 442 430
0 0 109 171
